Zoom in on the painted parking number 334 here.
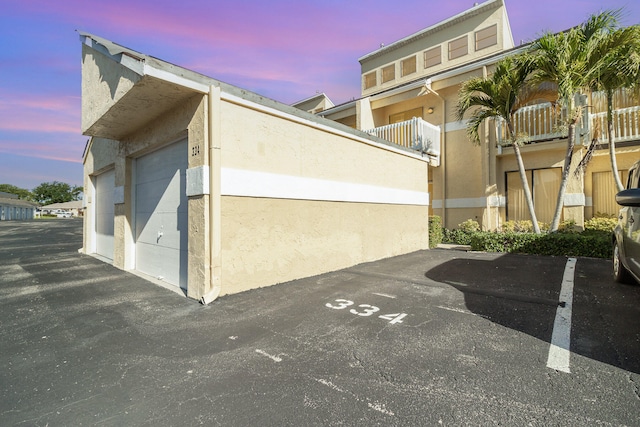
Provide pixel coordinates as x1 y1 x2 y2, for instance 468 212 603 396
325 299 407 324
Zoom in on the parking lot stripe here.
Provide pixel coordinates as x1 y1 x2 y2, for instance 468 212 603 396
546 257 576 373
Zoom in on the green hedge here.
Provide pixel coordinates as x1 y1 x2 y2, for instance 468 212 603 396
428 216 443 248
469 231 611 258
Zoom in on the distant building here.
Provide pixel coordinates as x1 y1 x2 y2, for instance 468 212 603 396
0 192 38 220
42 200 84 217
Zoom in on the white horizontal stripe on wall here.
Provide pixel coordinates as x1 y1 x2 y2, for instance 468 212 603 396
221 168 429 206
563 193 586 207
431 196 505 209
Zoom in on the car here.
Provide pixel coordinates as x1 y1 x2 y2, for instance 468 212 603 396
613 160 640 284
56 211 72 218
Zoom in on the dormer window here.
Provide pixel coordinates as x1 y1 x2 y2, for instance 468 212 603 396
475 24 497 51
382 64 396 83
448 35 468 60
401 56 417 77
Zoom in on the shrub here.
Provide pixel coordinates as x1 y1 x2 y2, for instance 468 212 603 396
458 219 480 233
443 228 475 245
501 220 548 233
428 216 443 248
584 216 617 233
469 231 611 258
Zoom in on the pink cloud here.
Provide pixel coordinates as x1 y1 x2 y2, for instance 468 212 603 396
0 93 80 134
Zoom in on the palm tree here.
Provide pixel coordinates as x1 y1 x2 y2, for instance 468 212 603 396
457 56 554 234
526 10 620 232
590 24 640 192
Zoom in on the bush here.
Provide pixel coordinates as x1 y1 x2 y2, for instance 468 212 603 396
458 219 480 233
469 231 611 258
584 216 617 233
442 228 475 245
501 220 548 233
428 216 443 248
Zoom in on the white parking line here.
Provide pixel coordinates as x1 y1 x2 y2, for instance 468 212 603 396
546 257 576 373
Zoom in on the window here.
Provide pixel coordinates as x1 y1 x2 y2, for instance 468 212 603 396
424 46 442 68
593 170 629 216
448 35 468 60
506 168 562 223
475 24 497 51
364 71 377 90
382 64 395 83
401 56 417 77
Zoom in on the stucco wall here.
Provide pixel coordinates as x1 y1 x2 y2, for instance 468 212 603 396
216 95 430 295
220 197 427 295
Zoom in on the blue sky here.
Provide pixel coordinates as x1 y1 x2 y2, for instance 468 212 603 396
1 0 638 190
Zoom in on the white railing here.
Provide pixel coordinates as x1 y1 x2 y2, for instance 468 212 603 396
365 117 441 165
590 106 640 143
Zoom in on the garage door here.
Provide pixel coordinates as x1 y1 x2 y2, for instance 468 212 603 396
134 140 188 290
95 169 115 260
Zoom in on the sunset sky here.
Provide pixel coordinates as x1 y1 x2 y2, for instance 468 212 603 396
1 0 639 191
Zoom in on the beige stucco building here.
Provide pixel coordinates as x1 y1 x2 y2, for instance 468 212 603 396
319 0 640 230
80 33 430 301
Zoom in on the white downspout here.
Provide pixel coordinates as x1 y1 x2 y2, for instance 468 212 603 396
201 85 223 304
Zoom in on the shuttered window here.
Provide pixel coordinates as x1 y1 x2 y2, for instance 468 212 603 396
532 168 561 224
593 170 628 216
475 24 497 51
506 168 562 223
364 71 377 89
424 46 442 68
401 56 417 77
382 64 395 83
448 36 468 60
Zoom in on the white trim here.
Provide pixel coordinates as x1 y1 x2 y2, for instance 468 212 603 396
143 64 209 93
445 120 470 133
186 165 210 196
432 196 504 209
563 193 586 207
585 197 592 207
221 168 429 206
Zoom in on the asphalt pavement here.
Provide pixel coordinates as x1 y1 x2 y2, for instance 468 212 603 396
1 219 640 426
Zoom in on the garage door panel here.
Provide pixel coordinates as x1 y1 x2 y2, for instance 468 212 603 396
135 140 188 290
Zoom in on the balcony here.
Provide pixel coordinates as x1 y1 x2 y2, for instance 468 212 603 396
497 97 640 148
365 117 441 166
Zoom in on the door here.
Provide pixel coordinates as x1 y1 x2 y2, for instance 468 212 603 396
134 140 188 290
95 169 115 260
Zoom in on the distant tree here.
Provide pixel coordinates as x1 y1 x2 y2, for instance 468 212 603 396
32 181 83 205
0 184 33 201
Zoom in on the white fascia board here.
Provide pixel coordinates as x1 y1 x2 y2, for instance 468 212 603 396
143 63 209 93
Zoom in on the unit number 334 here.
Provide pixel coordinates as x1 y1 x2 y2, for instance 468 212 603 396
325 299 407 324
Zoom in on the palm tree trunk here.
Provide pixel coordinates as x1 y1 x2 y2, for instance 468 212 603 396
512 143 541 234
607 92 624 192
549 122 576 232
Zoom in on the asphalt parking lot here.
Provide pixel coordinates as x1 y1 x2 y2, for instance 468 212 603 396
1 219 640 426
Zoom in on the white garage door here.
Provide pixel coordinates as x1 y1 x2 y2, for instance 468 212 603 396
95 169 115 260
134 140 188 290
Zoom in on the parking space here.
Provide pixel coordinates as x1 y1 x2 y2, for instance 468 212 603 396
1 220 640 426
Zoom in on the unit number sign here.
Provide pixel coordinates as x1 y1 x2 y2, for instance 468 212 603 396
325 299 407 324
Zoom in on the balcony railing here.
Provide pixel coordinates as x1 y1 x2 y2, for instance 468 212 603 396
590 106 640 143
497 101 640 147
365 117 441 166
